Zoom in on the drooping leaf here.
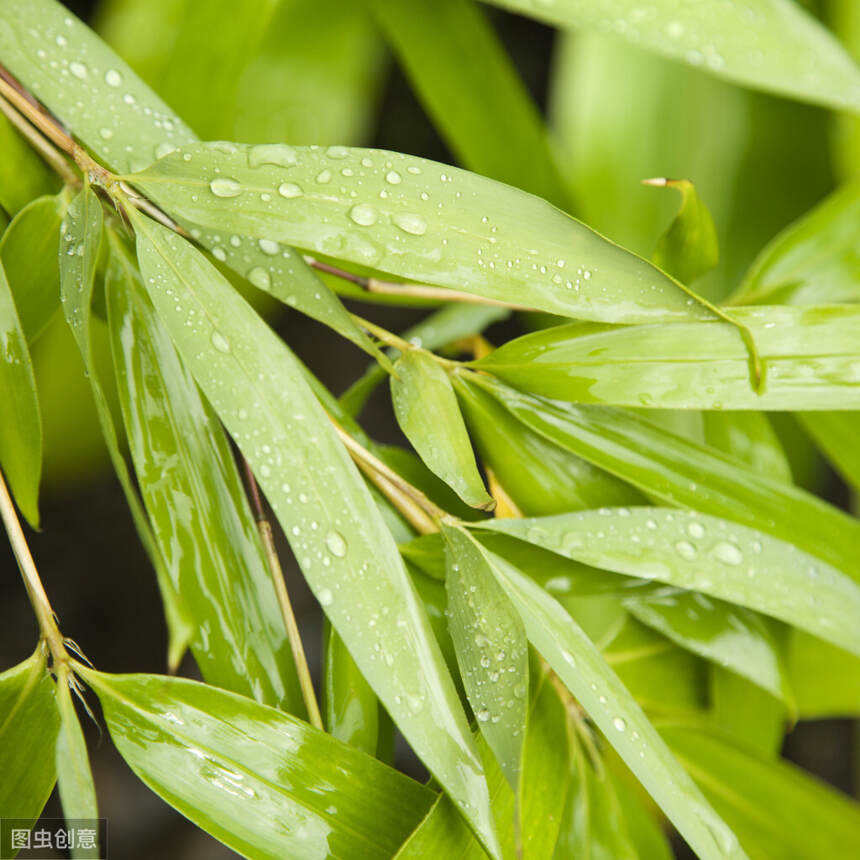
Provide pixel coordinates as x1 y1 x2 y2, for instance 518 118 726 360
442 524 528 787
106 237 303 711
646 177 718 285
392 351 493 510
130 141 707 324
0 257 42 527
470 546 745 860
662 725 860 860
476 508 860 655
0 113 59 216
787 631 860 718
323 622 379 755
78 669 435 860
483 0 860 113
131 214 498 855
0 193 65 343
475 305 860 410
0 651 59 822
456 373 860 572
730 183 860 306
370 0 569 207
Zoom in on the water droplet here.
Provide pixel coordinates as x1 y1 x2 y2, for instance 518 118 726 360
99 127 113 140
247 267 271 290
476 709 490 722
212 247 226 262
278 182 303 199
105 68 123 87
248 143 297 168
316 169 332 184
385 170 402 185
211 331 231 353
258 238 280 255
69 61 88 80
209 178 242 198
326 145 349 160
687 522 705 539
349 203 378 226
325 530 348 558
393 213 427 235
712 542 743 565
613 716 627 732
318 588 334 606
675 540 697 561
155 142 177 159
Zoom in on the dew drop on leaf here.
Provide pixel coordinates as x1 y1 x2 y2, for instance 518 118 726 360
278 182 303 199
210 330 231 353
712 541 743 565
325 530 348 558
674 540 697 560
247 267 271 290
209 178 243 198
393 213 427 236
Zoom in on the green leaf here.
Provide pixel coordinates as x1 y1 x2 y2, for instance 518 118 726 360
730 183 860 306
442 524 528 787
469 546 745 860
475 305 860 410
476 508 860 656
323 622 379 754
662 725 860 860
701 411 791 483
482 0 860 113
0 113 59 216
787 631 860 718
370 0 569 207
131 214 498 855
54 675 99 858
708 669 785 757
0 257 42 527
106 238 303 711
646 177 719 285
612 772 674 860
624 589 790 704
130 141 706 324
0 0 195 173
453 371 645 516
456 373 860 573
78 669 434 860
796 411 860 493
392 351 493 510
0 651 59 822
59 192 192 670
0 193 64 343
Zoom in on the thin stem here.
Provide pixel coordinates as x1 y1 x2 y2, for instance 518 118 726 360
241 459 324 730
351 314 416 354
0 470 69 667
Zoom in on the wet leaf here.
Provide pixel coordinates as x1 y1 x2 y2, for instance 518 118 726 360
442 524 528 786
392 351 493 510
78 669 435 860
477 508 860 656
475 305 860 410
484 0 860 113
132 214 498 855
131 141 706 324
0 257 42 527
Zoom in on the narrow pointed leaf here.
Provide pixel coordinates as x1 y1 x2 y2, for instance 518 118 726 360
0 193 64 342
472 546 746 860
131 141 707 324
132 215 498 855
106 240 303 711
482 0 860 113
662 725 860 860
787 631 860 718
392 351 493 509
701 411 791 483
647 178 718 284
442 524 528 787
0 257 41 527
456 373 860 572
796 411 860 493
476 305 860 410
78 669 434 860
476 508 860 656
0 652 60 821
370 0 568 206
708 669 785 757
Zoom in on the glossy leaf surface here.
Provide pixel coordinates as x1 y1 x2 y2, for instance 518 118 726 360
80 669 434 860
132 215 498 854
131 141 706 324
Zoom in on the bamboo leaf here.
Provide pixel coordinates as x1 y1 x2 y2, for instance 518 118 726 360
476 508 860 656
787 631 860 718
468 544 746 860
662 725 860 860
0 651 59 822
130 141 707 324
78 669 435 860
701 411 791 483
456 373 860 573
796 411 860 493
708 669 785 757
0 257 42 527
370 0 569 207
442 524 528 787
482 0 860 113
0 193 64 343
392 351 493 510
475 305 860 411
131 214 499 855
106 238 303 711
646 177 719 285
0 113 59 217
